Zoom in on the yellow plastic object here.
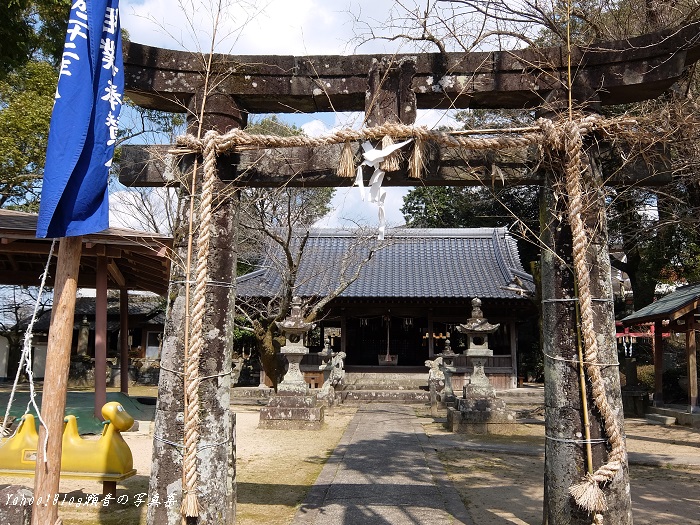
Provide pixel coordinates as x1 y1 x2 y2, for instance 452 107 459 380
61 401 135 475
0 402 135 479
0 413 40 470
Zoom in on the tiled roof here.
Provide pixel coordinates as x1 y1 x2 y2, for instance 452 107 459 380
21 295 165 332
622 282 700 324
237 228 534 300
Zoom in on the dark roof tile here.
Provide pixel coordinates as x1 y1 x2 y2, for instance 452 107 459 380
237 227 534 301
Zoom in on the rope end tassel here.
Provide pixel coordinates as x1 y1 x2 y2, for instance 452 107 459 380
569 474 608 513
337 141 356 178
379 135 401 171
408 137 424 179
181 490 200 517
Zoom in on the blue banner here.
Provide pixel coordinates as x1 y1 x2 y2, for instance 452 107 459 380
37 0 123 238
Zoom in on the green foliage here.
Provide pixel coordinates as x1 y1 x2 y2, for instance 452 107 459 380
0 59 56 210
636 364 655 391
401 185 541 266
0 0 34 77
32 0 72 64
247 115 302 137
0 0 71 75
0 0 71 210
233 316 257 348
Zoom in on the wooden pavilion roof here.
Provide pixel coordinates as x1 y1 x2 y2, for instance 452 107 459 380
621 283 700 326
0 209 172 295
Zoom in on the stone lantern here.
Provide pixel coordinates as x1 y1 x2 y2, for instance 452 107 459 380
447 297 516 434
275 296 314 395
259 297 325 429
457 297 500 398
437 338 458 404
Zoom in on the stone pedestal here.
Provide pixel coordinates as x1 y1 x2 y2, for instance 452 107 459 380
464 352 496 398
621 387 650 417
259 392 325 430
446 396 517 434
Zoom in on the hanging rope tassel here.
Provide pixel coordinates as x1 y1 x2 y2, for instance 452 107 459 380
569 473 608 513
408 137 424 179
561 120 626 518
337 141 356 178
379 135 401 171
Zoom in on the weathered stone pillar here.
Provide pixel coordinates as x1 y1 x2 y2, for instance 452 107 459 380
147 89 243 525
365 56 417 127
540 122 632 524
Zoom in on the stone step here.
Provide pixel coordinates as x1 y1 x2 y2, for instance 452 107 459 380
646 413 677 426
341 390 430 404
343 372 428 390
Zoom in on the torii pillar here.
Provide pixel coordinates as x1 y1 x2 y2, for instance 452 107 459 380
147 89 243 525
540 96 631 524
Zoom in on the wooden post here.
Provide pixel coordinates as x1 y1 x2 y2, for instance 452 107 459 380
340 315 347 356
32 236 82 525
120 288 129 394
95 255 108 419
654 320 664 406
365 56 417 127
510 320 518 389
686 313 698 413
428 317 434 358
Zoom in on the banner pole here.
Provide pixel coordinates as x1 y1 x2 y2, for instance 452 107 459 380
32 236 82 525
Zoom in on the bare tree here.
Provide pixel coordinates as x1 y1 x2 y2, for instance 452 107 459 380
109 105 186 235
0 286 52 378
235 183 381 388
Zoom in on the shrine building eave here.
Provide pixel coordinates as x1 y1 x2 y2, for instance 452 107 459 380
123 21 700 114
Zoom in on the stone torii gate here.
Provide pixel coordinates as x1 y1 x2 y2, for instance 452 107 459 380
120 22 700 525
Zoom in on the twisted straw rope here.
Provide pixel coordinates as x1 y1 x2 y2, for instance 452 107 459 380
556 120 626 516
176 121 542 154
181 130 218 517
173 116 624 158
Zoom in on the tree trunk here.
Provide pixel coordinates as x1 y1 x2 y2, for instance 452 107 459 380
541 131 632 524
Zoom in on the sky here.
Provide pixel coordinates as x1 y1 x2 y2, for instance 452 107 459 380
116 0 463 230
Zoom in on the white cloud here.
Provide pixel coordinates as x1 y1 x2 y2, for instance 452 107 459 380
120 0 402 55
300 119 329 138
415 109 461 129
316 187 408 229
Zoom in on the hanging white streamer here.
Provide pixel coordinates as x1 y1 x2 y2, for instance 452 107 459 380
353 139 413 239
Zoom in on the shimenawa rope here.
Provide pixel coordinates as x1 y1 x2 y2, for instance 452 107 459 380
180 130 218 517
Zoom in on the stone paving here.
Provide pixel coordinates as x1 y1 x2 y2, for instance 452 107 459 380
290 404 472 525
